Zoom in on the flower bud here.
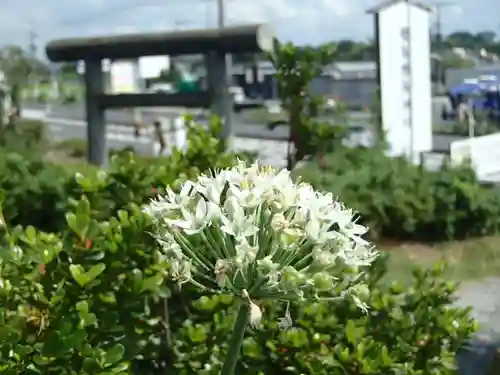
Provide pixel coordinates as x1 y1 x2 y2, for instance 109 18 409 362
257 257 279 273
352 283 370 301
214 260 230 286
248 301 262 328
311 272 334 291
281 266 306 289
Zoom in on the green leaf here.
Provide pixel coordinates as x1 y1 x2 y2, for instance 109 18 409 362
380 345 393 366
0 326 21 344
33 355 54 365
103 344 125 365
25 225 37 241
65 211 89 238
345 320 357 344
83 357 101 373
87 263 106 281
140 274 163 293
70 263 106 287
79 312 97 327
187 324 207 343
69 265 87 286
65 329 88 349
76 300 89 313
110 362 130 373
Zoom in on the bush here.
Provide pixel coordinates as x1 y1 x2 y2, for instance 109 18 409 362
0 197 165 375
54 139 87 158
62 92 78 104
13 119 46 145
0 152 71 232
0 117 255 233
36 91 49 104
174 259 476 375
0 118 478 374
433 121 498 137
0 196 477 375
0 119 47 154
294 147 500 242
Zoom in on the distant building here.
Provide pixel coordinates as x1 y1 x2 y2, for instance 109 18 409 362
193 53 437 109
311 61 377 109
193 59 378 108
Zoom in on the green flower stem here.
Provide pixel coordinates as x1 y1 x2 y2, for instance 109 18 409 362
220 302 250 375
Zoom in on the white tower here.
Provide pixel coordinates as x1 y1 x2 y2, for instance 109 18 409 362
367 0 433 163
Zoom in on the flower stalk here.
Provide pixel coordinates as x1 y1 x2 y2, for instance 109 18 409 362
220 301 250 375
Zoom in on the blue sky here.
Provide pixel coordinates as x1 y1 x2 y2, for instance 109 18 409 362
1 0 498 52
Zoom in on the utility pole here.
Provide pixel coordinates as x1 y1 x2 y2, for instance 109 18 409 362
28 29 37 57
429 1 456 85
217 0 225 28
429 1 456 48
213 0 234 142
27 29 39 103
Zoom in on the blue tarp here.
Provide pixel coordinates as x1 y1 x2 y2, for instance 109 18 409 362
449 82 482 96
450 75 500 97
449 76 500 110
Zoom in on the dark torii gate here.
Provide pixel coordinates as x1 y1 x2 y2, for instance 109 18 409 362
45 24 275 166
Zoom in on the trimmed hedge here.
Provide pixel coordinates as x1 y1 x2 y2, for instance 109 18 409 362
295 146 500 242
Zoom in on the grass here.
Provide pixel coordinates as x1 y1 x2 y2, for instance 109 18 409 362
382 236 500 284
22 81 84 103
51 138 87 158
239 107 288 125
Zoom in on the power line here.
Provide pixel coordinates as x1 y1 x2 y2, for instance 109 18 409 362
55 0 165 27
2 0 171 40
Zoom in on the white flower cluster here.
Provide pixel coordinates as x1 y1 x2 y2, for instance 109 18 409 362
145 161 378 326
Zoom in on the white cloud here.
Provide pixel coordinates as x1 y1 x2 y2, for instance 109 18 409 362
0 0 499 52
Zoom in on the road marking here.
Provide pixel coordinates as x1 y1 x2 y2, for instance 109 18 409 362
46 117 148 133
48 122 153 145
46 116 180 134
21 110 170 135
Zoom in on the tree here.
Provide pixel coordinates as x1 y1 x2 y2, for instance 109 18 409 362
59 62 79 78
440 51 475 69
475 31 496 45
268 40 345 169
0 45 48 87
0 45 49 115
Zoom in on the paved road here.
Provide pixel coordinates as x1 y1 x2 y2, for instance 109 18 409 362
455 277 500 375
20 109 453 173
26 101 293 140
23 102 460 153
22 109 290 167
